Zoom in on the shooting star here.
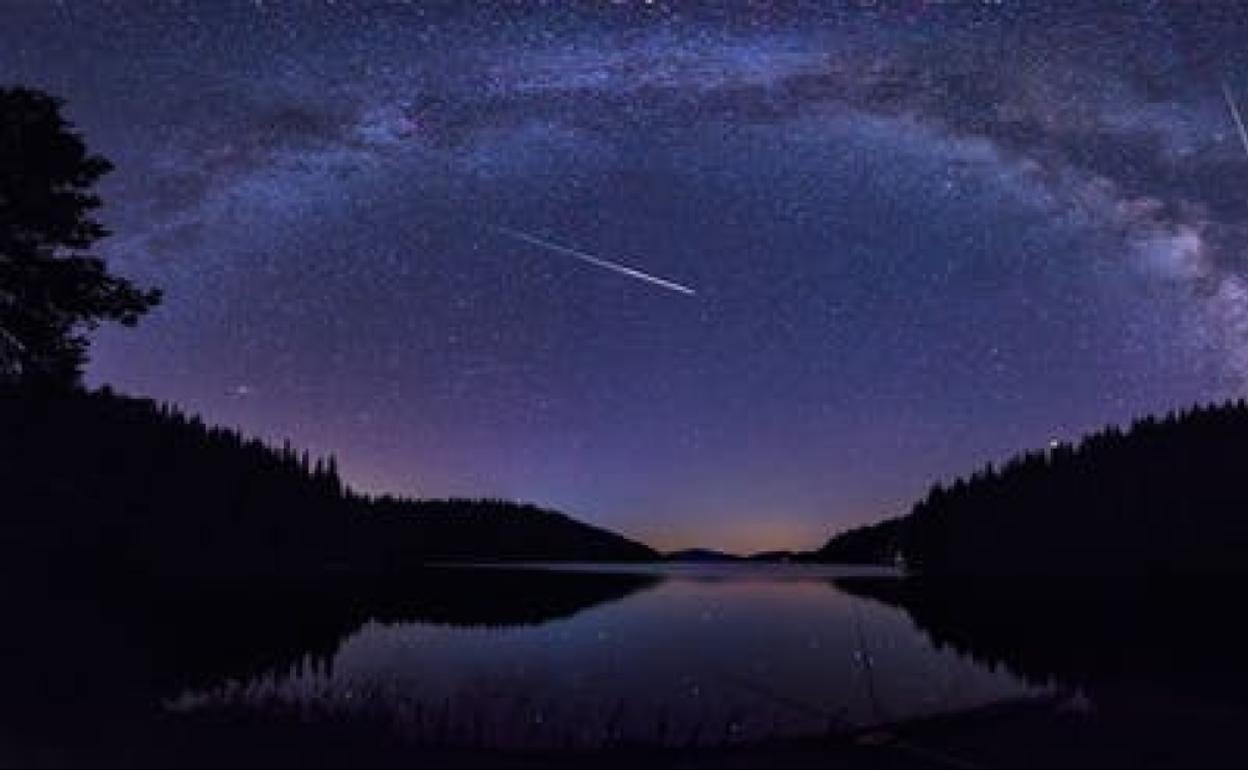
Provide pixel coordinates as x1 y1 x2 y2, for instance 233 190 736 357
1222 80 1248 159
492 225 696 297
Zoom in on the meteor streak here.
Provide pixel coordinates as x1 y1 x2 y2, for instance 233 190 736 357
1222 81 1248 160
493 225 697 297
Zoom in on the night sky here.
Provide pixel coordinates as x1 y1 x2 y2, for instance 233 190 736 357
5 1 1248 552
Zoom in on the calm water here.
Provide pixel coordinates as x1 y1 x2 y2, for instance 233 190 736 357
171 564 1043 748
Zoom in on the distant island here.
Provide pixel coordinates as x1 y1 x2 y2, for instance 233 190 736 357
815 401 1248 577
664 547 742 562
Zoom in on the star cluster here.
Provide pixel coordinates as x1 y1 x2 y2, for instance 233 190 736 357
5 1 1248 551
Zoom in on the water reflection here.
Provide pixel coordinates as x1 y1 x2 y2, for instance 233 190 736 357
0 567 658 763
175 566 1039 750
10 564 1248 763
836 577 1248 709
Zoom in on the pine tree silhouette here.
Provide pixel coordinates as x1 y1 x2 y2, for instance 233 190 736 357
0 86 160 388
819 401 1248 576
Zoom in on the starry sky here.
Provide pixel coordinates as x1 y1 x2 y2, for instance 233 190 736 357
5 1 1248 553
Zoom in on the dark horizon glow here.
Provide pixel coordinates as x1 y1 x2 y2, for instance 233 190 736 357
6 1 1248 553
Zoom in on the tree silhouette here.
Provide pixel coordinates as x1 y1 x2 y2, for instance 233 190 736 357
0 386 658 579
816 400 1248 577
0 86 160 388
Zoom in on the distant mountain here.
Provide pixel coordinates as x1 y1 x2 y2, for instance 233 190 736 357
665 548 800 563
815 401 1248 576
0 386 658 581
665 548 742 562
747 550 798 562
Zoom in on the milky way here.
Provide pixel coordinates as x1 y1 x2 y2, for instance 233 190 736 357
5 1 1248 551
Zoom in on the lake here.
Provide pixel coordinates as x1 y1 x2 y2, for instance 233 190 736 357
169 564 1045 750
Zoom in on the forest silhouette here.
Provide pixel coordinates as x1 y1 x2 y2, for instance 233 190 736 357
817 401 1248 576
0 386 657 579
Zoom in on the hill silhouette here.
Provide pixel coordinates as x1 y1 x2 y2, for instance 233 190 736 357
815 401 1248 576
0 385 657 582
665 548 742 562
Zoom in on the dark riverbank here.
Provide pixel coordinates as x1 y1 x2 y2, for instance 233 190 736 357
35 688 1247 769
836 576 1248 706
833 575 1248 768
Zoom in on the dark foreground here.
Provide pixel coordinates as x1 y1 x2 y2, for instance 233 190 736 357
20 690 1247 769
